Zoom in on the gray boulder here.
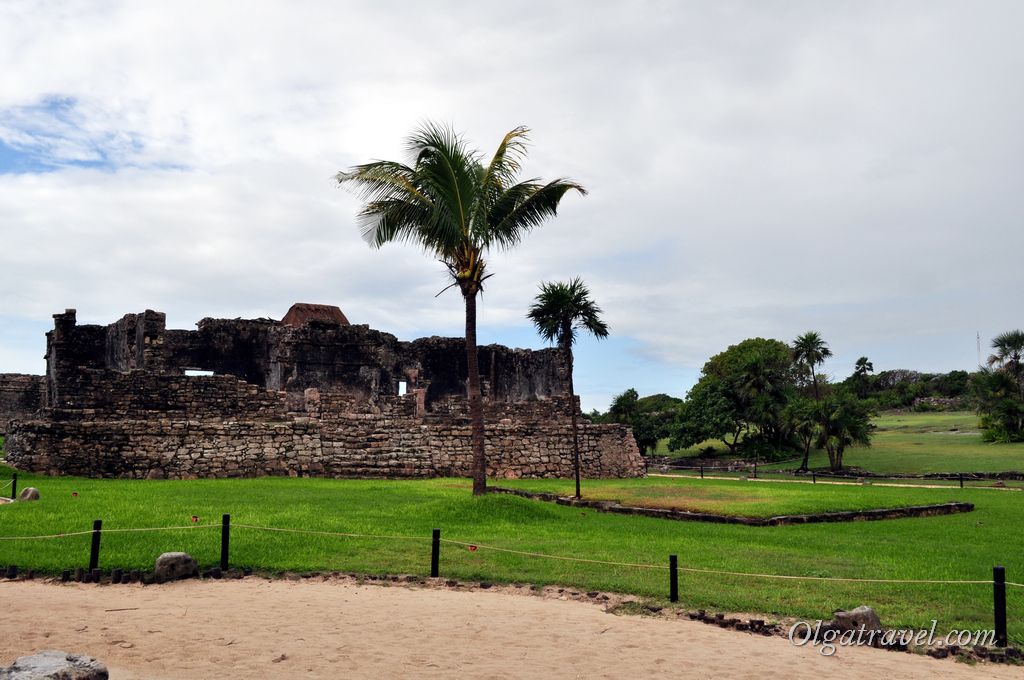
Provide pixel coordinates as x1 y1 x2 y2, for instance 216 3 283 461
0 650 108 679
153 552 198 582
17 488 40 502
832 605 883 633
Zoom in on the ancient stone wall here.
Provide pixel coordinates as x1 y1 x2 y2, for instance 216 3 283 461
5 306 644 480
0 374 46 434
6 382 643 480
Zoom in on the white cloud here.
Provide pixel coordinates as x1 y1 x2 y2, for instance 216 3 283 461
0 1 1022 408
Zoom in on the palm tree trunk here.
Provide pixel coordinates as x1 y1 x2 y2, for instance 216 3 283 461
810 365 820 400
798 438 811 472
465 292 486 496
565 344 581 499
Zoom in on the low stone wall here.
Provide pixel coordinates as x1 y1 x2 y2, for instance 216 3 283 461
5 377 645 480
0 374 46 434
489 488 974 526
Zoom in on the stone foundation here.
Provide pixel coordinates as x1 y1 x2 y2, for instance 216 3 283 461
6 373 643 480
0 374 46 434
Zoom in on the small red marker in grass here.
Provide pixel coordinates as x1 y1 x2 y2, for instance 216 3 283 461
467 545 478 552
71 492 78 498
191 515 199 523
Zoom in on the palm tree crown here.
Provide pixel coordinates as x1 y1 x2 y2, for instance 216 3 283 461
337 123 586 298
792 331 832 399
527 277 609 350
988 330 1024 397
337 122 585 495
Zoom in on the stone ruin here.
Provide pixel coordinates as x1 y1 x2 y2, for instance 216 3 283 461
1 305 644 480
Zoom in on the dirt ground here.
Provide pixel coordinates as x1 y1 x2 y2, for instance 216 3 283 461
0 577 1016 679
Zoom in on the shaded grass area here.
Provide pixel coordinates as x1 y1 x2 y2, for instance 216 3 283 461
495 476 967 517
1 463 1021 642
661 411 1024 474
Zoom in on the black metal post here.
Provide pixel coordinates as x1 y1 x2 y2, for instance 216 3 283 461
10 473 16 499
430 528 441 577
959 473 964 489
669 554 678 603
812 472 816 484
221 514 231 571
994 566 1007 647
753 462 757 479
700 465 704 479
88 519 102 572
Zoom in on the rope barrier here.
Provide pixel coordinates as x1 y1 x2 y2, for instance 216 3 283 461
234 524 430 540
0 522 1019 589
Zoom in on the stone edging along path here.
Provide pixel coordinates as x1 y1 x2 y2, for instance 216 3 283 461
487 487 974 526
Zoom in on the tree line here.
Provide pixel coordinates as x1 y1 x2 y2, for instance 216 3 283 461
589 329 1024 470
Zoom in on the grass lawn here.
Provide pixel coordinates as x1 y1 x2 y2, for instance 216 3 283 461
660 411 1024 474
1 462 1022 642
495 476 968 517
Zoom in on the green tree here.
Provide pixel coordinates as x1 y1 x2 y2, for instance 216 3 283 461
815 389 873 471
784 396 818 471
987 330 1024 398
527 277 609 498
337 123 585 495
852 356 874 398
792 331 832 399
972 368 1024 442
670 338 796 458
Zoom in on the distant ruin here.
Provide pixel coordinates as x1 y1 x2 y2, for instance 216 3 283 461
2 305 644 480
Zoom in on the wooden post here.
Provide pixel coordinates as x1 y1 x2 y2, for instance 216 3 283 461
669 554 678 603
221 514 231 571
994 566 1007 647
431 528 441 578
89 519 102 572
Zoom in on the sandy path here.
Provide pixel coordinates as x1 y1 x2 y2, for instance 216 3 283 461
649 472 1022 491
0 579 1013 679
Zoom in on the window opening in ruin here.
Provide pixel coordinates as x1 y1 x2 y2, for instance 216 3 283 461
184 369 215 377
398 380 408 396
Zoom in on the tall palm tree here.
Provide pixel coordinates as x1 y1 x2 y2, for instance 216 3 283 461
987 330 1024 398
852 356 874 398
527 278 609 498
337 122 585 495
792 331 832 400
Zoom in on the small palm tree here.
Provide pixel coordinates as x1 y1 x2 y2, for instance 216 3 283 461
792 331 832 399
815 390 872 472
988 330 1024 398
527 278 609 498
337 123 586 495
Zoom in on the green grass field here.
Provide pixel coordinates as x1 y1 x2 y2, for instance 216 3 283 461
496 476 968 517
2 461 1021 641
662 411 1024 474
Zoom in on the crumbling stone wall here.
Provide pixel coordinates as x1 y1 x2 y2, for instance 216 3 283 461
0 374 46 434
6 379 643 479
5 307 645 480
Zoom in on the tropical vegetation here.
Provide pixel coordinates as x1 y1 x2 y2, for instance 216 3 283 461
337 123 585 494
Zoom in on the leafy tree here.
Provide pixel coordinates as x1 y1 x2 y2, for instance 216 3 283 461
607 388 640 424
603 389 681 455
337 123 585 495
670 338 796 457
527 277 609 498
792 331 832 399
669 377 744 454
815 389 873 471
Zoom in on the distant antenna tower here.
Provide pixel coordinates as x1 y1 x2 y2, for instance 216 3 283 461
977 332 982 367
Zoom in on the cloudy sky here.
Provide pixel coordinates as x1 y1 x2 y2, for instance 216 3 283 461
1 1 1021 410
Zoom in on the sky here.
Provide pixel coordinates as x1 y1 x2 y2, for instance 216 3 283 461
0 1 1022 411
